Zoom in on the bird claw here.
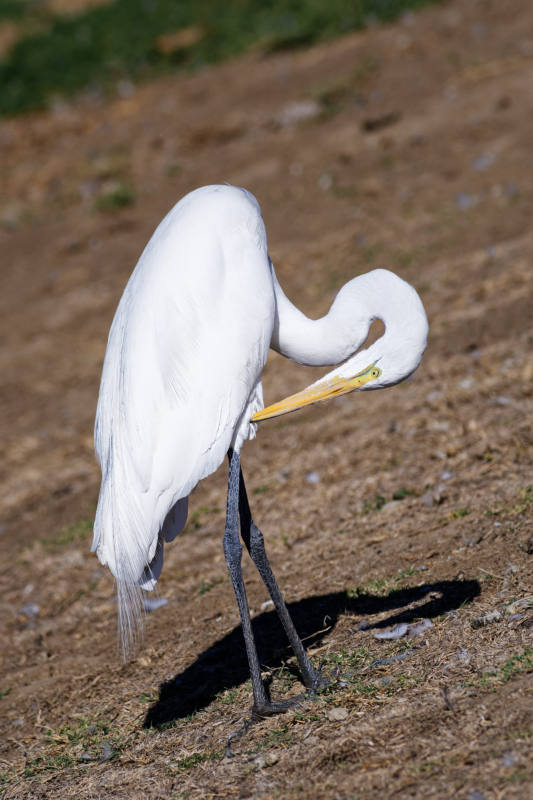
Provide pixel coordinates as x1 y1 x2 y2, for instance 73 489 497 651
252 694 305 718
304 663 331 696
225 694 305 757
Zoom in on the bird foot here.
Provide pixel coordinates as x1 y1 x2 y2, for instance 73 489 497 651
252 693 305 718
303 663 331 696
225 694 304 757
225 669 331 757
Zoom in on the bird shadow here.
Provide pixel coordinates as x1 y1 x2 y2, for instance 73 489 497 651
143 578 479 728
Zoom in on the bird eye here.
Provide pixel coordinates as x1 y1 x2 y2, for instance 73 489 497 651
371 368 381 379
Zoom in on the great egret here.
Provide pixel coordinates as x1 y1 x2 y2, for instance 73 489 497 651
93 184 428 715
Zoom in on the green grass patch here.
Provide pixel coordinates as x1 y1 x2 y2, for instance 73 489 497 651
0 1 28 22
42 518 93 552
258 723 294 750
474 649 533 689
449 506 469 519
361 488 414 513
183 504 221 534
139 690 158 704
392 487 414 500
199 577 223 595
253 484 273 495
0 716 128 785
349 567 418 598
314 56 379 119
0 0 445 117
361 494 386 514
93 182 135 212
485 486 533 519
168 750 222 774
513 485 533 515
218 688 239 706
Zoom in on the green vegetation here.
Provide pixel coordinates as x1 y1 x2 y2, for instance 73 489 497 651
0 716 127 785
253 484 273 495
93 182 135 212
475 649 533 689
450 506 469 519
361 488 413 513
183 504 220 534
314 57 379 119
0 688 12 700
392 487 414 500
486 485 533 519
43 716 124 758
514 485 533 515
168 750 222 774
349 567 418 598
199 577 223 594
139 690 158 704
258 723 294 750
361 493 386 514
0 0 445 117
0 1 27 22
42 518 93 552
218 688 239 706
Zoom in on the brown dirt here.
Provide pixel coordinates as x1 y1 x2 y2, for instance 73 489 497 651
1 0 532 798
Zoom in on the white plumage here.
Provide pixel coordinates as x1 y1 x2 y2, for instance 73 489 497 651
92 184 428 657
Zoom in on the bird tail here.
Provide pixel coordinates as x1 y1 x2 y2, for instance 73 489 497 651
116 577 145 659
92 478 189 659
92 475 148 658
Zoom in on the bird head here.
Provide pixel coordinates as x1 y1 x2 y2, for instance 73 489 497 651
252 268 428 422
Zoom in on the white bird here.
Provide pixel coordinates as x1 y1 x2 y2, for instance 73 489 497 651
93 184 428 715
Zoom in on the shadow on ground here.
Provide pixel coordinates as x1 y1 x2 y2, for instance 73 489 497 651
144 579 480 727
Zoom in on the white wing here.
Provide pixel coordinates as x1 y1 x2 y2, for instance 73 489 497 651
92 186 275 642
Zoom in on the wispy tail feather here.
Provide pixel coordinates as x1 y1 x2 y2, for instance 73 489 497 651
116 577 145 659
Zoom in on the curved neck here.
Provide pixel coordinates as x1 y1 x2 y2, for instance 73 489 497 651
270 266 385 367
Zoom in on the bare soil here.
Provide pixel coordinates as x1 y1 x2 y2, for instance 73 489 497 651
1 0 532 797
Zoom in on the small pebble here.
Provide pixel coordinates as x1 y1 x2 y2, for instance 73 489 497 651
99 742 113 762
408 618 433 637
254 752 279 769
142 597 168 612
327 707 349 722
457 192 479 210
277 101 321 127
459 377 475 389
371 650 414 668
472 153 494 171
373 623 408 640
305 471 320 484
493 395 511 406
471 609 502 629
17 603 40 618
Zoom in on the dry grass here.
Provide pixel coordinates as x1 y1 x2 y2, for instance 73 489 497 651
1 0 532 797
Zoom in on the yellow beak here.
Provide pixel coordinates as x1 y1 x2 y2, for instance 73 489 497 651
251 363 381 422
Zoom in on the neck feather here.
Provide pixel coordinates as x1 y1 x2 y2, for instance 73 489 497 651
271 266 422 369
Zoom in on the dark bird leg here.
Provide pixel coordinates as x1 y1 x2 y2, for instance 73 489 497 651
224 448 295 717
235 454 327 695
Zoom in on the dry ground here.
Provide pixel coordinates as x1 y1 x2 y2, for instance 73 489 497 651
1 0 532 797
